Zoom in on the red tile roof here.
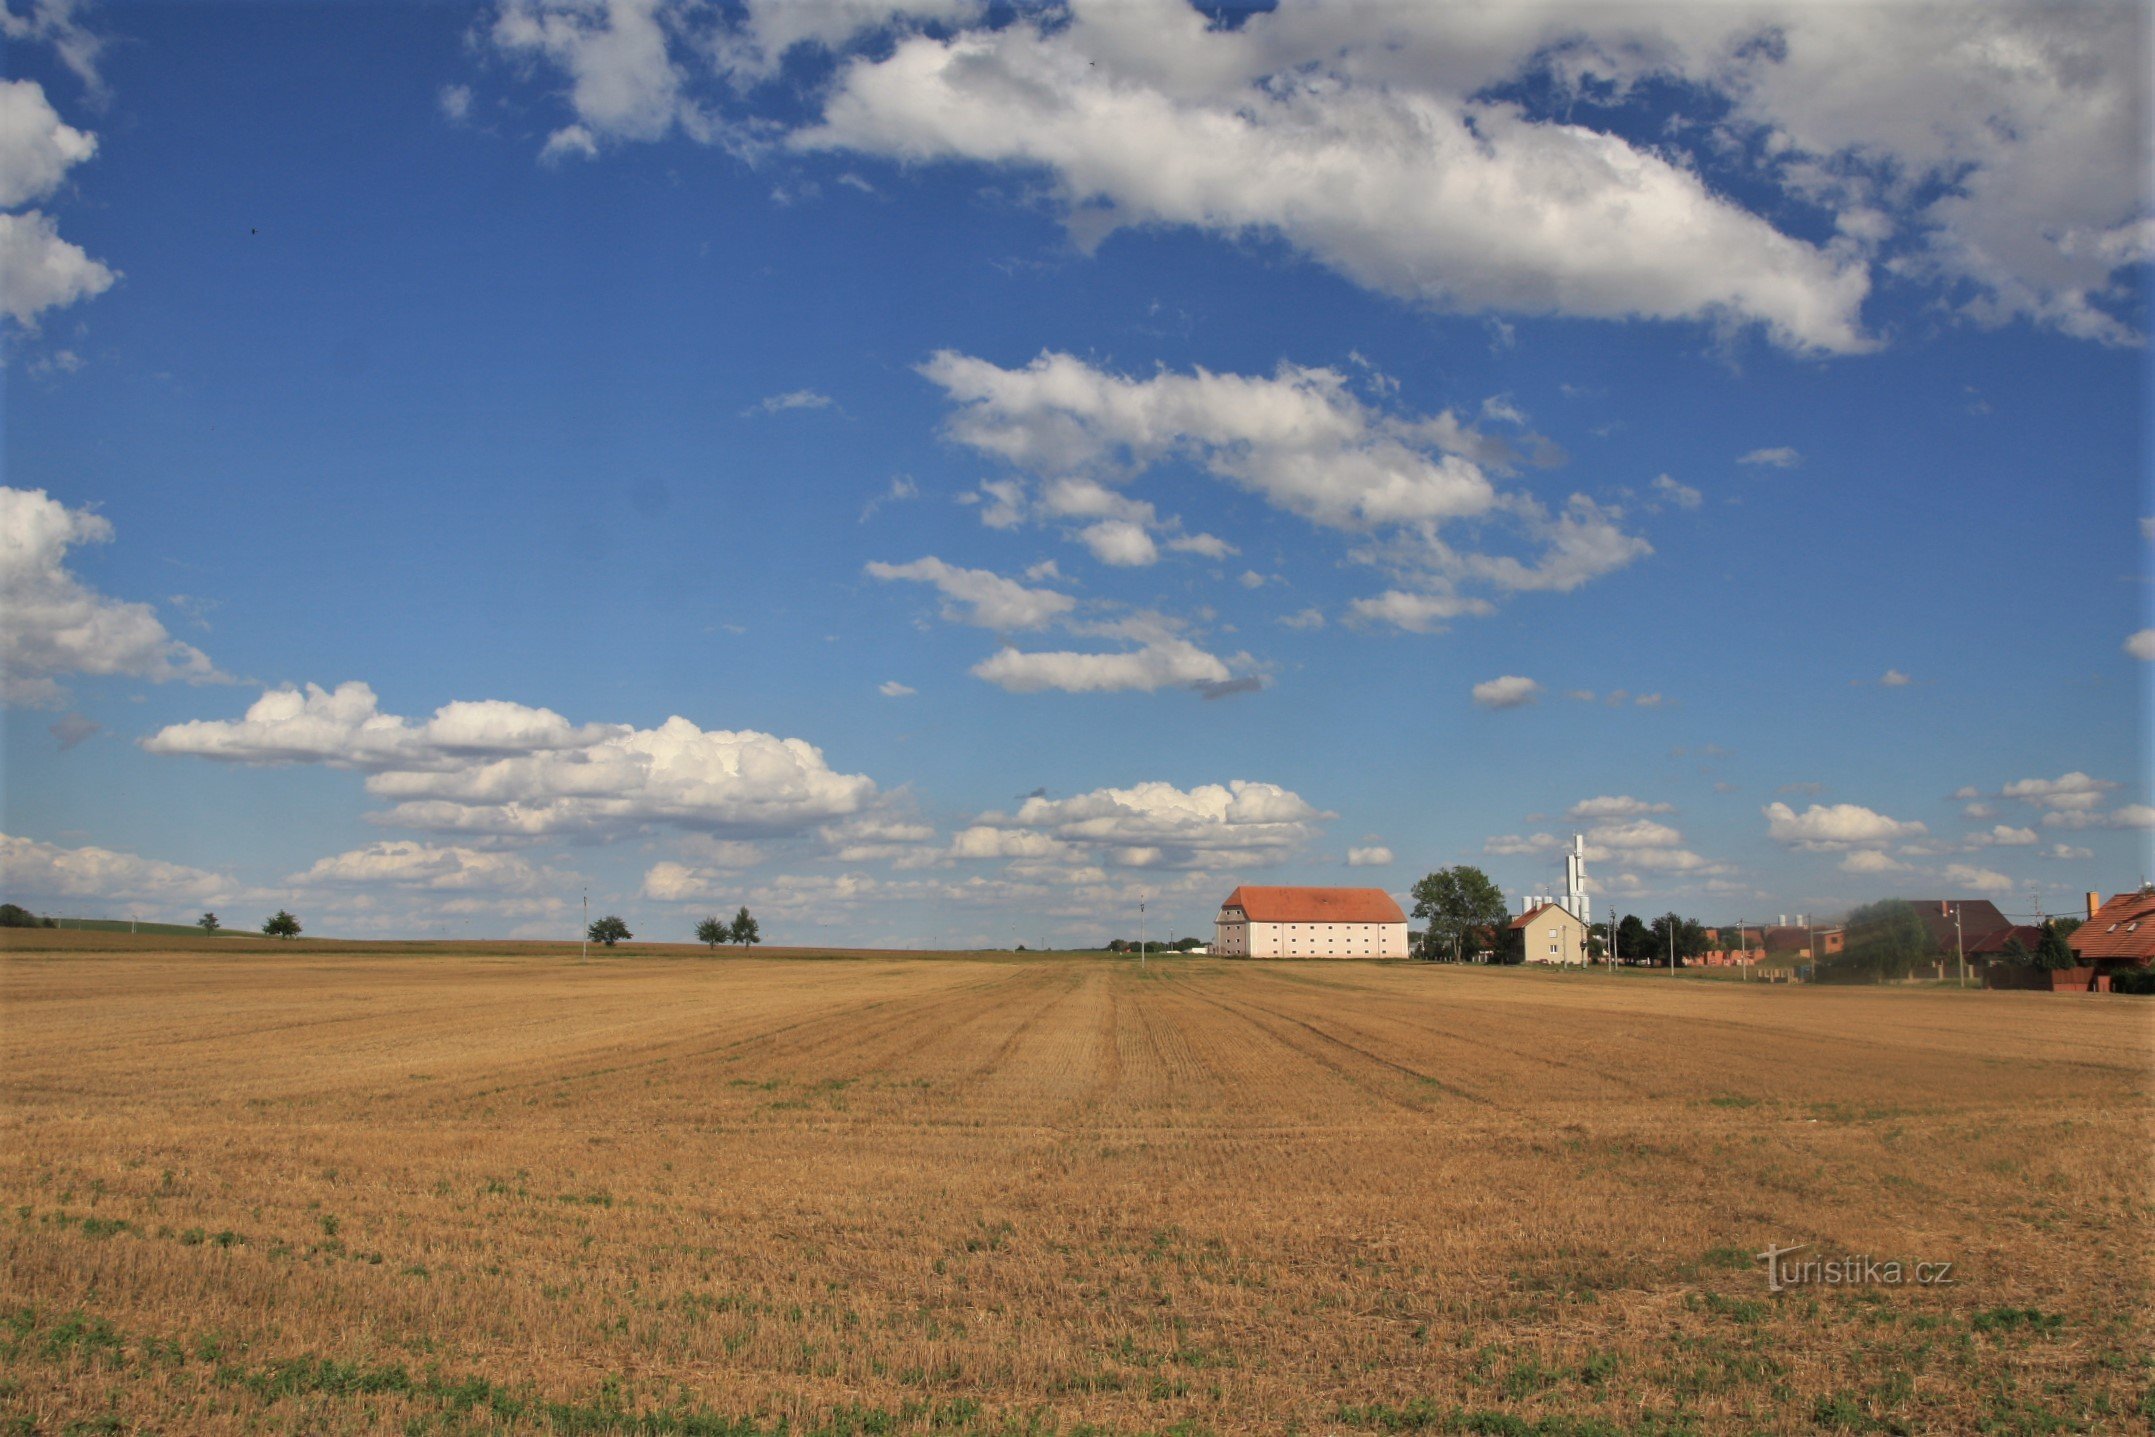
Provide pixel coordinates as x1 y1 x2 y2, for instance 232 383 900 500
1220 886 1407 924
2070 891 2155 962
1509 901 1581 930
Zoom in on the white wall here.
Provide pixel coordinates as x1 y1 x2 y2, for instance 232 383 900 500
1245 920 1408 959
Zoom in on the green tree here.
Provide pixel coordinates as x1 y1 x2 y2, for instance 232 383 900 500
1614 914 1651 964
1409 865 1509 962
695 915 729 949
1648 912 1711 967
262 910 302 939
0 903 40 928
2033 920 2078 971
1822 900 1929 983
197 912 220 934
588 915 630 947
729 906 760 947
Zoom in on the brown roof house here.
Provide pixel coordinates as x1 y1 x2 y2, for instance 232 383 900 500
1214 886 1409 959
1510 901 1589 967
2064 889 2155 991
1902 899 2011 979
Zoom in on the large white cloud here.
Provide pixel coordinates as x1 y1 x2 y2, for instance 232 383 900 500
0 832 234 909
0 207 113 327
492 0 698 149
2001 771 2115 813
144 681 878 838
0 488 218 707
291 841 573 895
959 778 1329 871
484 0 2147 348
924 350 1503 530
0 79 96 208
971 636 1230 695
1763 800 1926 850
800 18 1872 352
0 69 112 331
922 350 1647 630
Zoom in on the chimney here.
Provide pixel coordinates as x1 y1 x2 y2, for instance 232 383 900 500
2087 891 2101 920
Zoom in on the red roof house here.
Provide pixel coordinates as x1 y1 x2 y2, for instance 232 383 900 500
2071 890 2155 965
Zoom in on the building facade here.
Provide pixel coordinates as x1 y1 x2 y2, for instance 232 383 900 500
1214 886 1410 959
1511 901 1588 965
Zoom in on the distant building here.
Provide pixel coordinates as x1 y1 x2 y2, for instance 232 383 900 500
1511 900 1588 966
1214 887 1409 959
1759 925 1845 960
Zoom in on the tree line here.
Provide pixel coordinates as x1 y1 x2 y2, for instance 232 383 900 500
1407 866 1716 966
580 908 762 949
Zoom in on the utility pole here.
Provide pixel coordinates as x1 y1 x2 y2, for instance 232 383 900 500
1953 903 1966 988
1667 915 1675 974
1138 893 1147 971
580 889 587 964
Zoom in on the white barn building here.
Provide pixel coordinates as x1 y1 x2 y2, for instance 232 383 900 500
1214 886 1410 959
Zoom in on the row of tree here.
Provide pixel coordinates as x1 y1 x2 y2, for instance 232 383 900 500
694 909 761 948
581 910 765 949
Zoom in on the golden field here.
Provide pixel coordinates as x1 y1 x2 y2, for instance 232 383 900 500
2 934 2149 1435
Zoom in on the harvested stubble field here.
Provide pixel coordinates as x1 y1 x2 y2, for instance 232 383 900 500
2 935 2150 1436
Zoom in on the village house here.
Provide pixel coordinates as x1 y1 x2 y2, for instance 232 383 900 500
1214 886 1409 959
2063 889 2155 992
1511 900 1588 966
1901 898 2011 979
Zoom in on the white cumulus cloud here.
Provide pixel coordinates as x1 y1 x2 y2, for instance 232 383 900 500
1 487 220 707
1763 800 1926 850
0 208 114 328
144 681 877 839
1471 675 1540 709
864 556 1076 630
799 19 1873 352
961 779 1330 872
0 832 234 910
0 79 97 208
291 841 573 895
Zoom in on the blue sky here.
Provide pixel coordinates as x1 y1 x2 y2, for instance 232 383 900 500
3 0 2149 945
